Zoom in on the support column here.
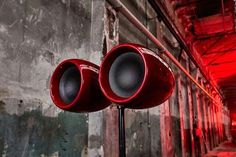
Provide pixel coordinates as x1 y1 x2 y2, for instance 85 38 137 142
103 3 119 157
195 70 204 156
207 100 213 150
177 71 187 157
187 60 195 157
160 100 174 157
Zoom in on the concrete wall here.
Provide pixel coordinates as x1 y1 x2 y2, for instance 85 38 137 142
0 0 230 157
0 0 105 156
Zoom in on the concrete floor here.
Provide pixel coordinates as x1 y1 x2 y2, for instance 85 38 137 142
204 141 236 157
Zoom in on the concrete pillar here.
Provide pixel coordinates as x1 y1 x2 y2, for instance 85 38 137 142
200 80 210 153
160 100 174 157
207 101 214 150
102 3 119 157
177 53 191 157
186 60 195 157
194 70 204 156
88 1 107 157
149 107 162 157
212 103 217 147
177 71 187 157
169 68 182 157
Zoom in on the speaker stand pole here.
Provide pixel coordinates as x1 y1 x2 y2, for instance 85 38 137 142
118 106 126 157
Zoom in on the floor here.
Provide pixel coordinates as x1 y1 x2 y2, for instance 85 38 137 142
203 141 236 157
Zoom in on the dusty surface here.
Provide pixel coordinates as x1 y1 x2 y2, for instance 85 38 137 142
204 141 236 157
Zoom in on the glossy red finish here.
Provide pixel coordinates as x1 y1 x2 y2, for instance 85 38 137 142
99 43 175 109
50 59 110 112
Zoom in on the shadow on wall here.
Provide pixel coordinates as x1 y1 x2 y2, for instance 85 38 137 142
0 100 88 157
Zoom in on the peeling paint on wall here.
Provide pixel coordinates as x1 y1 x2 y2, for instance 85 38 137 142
0 0 104 156
0 99 88 157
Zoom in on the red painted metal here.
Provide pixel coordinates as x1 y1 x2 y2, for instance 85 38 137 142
99 43 175 109
50 59 110 112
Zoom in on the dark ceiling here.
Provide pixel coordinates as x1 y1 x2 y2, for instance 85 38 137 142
152 0 236 111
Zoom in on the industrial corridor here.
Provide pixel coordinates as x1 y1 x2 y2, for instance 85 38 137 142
0 0 235 157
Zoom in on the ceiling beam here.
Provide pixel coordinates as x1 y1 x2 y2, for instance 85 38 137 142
201 37 224 56
202 47 236 56
208 60 236 66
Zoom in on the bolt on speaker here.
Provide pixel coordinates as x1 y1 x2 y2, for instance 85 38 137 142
50 59 110 112
99 43 175 109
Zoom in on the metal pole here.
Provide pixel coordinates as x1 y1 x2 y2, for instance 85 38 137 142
118 106 126 157
107 0 223 109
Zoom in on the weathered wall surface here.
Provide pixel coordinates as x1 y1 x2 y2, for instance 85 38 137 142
0 0 231 157
0 0 105 156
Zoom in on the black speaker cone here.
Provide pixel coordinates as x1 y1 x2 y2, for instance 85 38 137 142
59 66 81 104
109 52 145 98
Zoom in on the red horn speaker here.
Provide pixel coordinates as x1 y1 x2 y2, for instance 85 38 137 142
50 59 110 112
99 43 175 109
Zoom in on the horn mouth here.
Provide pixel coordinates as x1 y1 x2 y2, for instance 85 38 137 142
108 52 145 98
59 66 81 104
50 60 82 110
99 44 148 104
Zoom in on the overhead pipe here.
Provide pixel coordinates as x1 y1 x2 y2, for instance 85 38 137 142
107 0 223 109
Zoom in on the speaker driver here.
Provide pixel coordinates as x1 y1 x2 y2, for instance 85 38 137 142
50 59 110 112
59 66 81 104
109 52 144 98
99 43 175 109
